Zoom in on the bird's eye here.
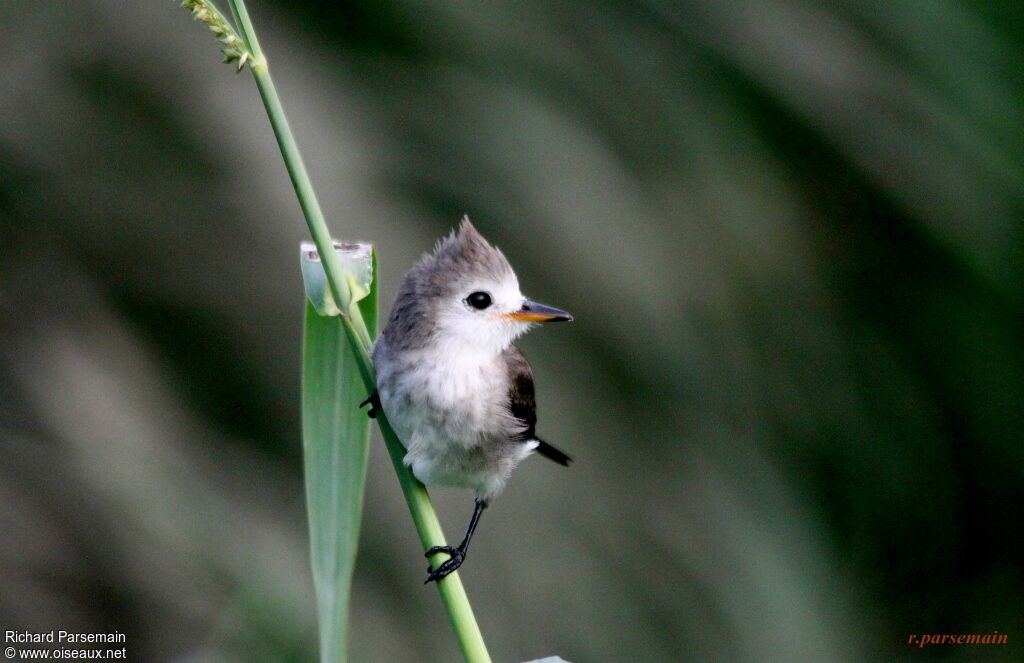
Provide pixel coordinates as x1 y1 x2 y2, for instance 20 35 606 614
466 291 492 310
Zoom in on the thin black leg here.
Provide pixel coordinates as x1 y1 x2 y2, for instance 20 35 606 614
424 500 487 583
359 390 381 418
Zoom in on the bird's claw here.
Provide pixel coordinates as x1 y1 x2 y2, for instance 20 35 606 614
424 546 466 583
359 391 381 419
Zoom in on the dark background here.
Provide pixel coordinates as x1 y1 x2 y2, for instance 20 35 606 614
1 1 1022 661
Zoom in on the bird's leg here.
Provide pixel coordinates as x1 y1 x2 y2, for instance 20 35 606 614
359 390 381 418
424 499 488 583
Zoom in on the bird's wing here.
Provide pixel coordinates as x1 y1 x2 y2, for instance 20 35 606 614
503 346 572 466
503 345 538 440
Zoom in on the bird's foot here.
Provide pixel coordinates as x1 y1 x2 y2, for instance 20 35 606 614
424 545 466 583
359 391 381 419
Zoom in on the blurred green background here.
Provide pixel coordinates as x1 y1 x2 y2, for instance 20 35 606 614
2 1 1022 661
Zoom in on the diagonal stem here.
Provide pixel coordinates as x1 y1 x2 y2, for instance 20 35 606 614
224 1 491 661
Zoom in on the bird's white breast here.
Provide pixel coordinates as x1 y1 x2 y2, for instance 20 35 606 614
375 336 534 497
376 341 509 447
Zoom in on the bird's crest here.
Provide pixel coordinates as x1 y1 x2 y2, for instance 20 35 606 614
423 215 515 283
381 215 520 351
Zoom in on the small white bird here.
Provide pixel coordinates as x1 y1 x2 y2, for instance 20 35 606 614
367 217 573 582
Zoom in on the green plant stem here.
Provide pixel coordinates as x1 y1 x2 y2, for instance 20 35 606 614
339 319 489 662
225 1 491 661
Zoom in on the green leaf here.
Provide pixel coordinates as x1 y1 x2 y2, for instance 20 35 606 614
358 249 377 338
301 255 376 663
300 241 373 317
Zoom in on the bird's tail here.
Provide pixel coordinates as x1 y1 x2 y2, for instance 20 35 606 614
533 437 572 466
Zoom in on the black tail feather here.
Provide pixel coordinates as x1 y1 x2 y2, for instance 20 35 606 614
534 438 572 466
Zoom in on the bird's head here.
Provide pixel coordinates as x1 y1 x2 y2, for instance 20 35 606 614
387 217 572 356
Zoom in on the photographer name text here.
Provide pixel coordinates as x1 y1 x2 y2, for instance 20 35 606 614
5 632 125 645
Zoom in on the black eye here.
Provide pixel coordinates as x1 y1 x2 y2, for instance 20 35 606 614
466 291 492 310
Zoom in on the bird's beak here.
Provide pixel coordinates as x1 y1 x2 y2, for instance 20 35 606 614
504 300 574 323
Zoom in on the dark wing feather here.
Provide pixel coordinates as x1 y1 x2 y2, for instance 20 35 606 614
503 346 572 466
504 345 537 440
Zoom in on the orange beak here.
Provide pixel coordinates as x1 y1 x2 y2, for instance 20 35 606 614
503 300 574 323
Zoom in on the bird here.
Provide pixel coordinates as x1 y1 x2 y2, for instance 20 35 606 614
366 216 573 583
